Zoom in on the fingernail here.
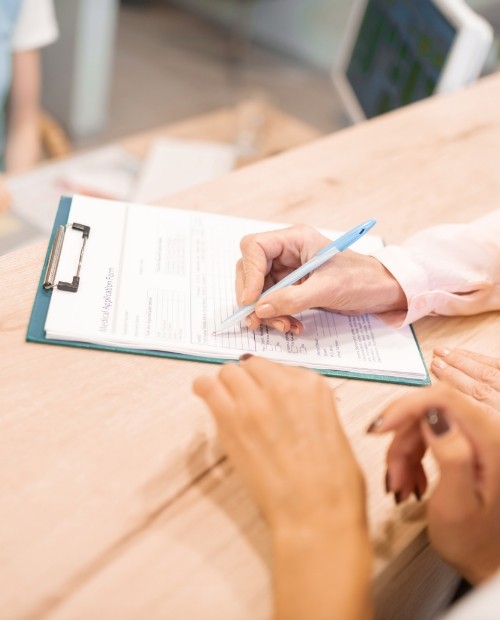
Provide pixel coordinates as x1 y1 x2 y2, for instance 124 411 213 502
426 407 450 436
434 346 451 357
239 353 253 362
414 486 421 502
256 303 275 319
290 324 301 335
366 415 384 433
270 319 286 333
432 357 447 369
385 470 391 494
394 491 402 505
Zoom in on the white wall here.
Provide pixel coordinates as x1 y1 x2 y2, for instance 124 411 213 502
42 0 119 139
170 0 499 71
169 0 352 71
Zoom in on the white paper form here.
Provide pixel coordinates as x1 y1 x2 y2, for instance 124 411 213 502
7 145 139 234
45 196 427 381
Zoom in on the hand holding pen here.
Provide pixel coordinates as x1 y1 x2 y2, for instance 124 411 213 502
218 221 407 335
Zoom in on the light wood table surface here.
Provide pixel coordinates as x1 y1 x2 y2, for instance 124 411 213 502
1 75 500 620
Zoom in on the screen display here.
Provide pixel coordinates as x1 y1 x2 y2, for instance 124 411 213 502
346 0 456 118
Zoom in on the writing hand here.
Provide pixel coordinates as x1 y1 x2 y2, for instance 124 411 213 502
368 385 500 584
235 224 406 333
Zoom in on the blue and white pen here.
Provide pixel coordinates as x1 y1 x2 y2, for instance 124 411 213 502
213 218 377 335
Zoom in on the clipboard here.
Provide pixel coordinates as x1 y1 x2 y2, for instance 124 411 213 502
26 196 227 365
27 196 430 386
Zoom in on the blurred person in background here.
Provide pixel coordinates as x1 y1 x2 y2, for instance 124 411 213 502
0 0 58 212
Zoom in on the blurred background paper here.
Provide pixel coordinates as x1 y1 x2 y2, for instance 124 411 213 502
130 138 237 204
7 145 139 234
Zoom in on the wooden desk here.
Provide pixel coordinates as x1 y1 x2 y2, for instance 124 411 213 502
119 101 322 164
1 74 499 620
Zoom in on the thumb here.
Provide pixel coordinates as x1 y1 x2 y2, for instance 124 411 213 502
422 407 480 514
255 278 321 319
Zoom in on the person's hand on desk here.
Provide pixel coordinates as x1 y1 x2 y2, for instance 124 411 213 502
369 385 500 585
194 355 373 620
236 225 406 333
372 347 500 509
431 348 500 414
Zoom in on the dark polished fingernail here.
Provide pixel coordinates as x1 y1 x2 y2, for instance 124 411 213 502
394 491 402 505
426 407 450 436
366 415 384 433
239 354 253 361
414 486 422 502
385 470 391 494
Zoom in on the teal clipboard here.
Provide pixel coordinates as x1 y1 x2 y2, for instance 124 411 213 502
26 196 229 366
26 197 431 386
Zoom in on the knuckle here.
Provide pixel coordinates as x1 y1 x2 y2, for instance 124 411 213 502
480 366 499 383
292 223 314 236
441 440 473 468
239 233 258 253
294 368 323 393
279 290 303 314
471 381 493 401
219 364 238 383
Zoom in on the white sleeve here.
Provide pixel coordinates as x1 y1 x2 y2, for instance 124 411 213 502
371 209 500 327
439 573 500 620
11 0 59 52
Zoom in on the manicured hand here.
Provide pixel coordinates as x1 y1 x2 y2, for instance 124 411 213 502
194 356 373 620
193 355 366 532
368 385 500 584
432 347 500 414
235 224 407 333
367 348 500 507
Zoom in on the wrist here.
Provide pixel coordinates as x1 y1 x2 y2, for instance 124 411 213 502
271 521 373 620
271 513 370 555
366 257 407 314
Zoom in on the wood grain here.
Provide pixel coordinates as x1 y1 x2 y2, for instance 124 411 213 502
1 76 500 619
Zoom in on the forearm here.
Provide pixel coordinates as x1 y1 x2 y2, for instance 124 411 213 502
272 524 373 620
4 118 41 171
5 49 42 172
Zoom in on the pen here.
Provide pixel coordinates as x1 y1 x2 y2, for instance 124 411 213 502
213 218 377 334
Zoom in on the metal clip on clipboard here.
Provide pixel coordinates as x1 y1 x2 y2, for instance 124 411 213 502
43 223 90 293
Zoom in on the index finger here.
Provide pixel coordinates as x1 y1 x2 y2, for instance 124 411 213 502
433 347 500 394
435 348 500 370
236 225 323 306
235 230 290 305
